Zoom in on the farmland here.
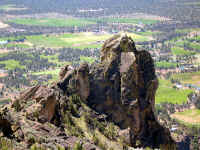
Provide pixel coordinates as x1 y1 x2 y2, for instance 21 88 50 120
171 109 200 126
0 32 153 49
9 18 96 27
155 79 193 104
0 59 25 70
89 18 158 25
171 71 200 86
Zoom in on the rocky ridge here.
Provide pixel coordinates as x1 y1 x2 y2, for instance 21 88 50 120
0 34 176 150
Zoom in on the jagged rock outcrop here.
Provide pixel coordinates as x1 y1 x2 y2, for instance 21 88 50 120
88 34 175 149
0 34 176 150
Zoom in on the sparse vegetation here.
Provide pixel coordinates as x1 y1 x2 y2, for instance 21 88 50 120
171 109 200 125
0 137 13 150
89 18 158 25
171 47 195 56
0 59 25 70
156 61 177 69
73 142 84 150
170 71 200 86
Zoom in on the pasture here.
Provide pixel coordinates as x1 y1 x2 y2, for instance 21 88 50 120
156 61 177 69
171 71 200 86
171 109 200 126
0 59 25 70
32 69 60 83
171 47 196 56
9 18 96 27
89 18 158 25
155 79 193 104
40 54 71 67
0 4 27 11
25 32 151 49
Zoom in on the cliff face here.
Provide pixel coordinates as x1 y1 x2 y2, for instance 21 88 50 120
0 34 176 150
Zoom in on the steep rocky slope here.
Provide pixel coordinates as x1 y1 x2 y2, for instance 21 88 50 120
0 34 176 150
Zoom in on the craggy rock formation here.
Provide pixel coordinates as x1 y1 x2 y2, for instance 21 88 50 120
0 34 176 150
88 34 175 149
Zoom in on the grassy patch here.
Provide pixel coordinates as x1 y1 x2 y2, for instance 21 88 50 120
171 47 196 56
0 53 8 58
156 79 193 104
190 35 200 41
0 137 13 150
175 28 200 33
0 32 152 50
170 71 200 86
156 61 177 69
127 32 150 42
171 109 200 125
26 32 110 48
184 2 200 6
9 18 96 27
0 43 30 49
0 35 25 41
188 42 200 50
40 54 71 67
0 59 25 70
74 43 102 50
80 56 96 63
0 4 16 11
89 18 158 25
32 69 60 81
133 30 160 36
1 32 152 49
0 4 27 11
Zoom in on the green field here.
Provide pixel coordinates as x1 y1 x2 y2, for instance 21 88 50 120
175 28 200 33
190 35 200 41
0 4 16 11
0 43 30 49
32 69 60 82
0 35 25 41
9 18 96 27
40 54 71 67
89 18 158 25
24 32 151 49
0 59 25 70
25 32 111 48
171 47 196 56
171 71 200 86
32 69 60 76
0 31 153 49
80 56 96 63
189 42 200 50
156 61 177 69
172 39 200 51
0 4 27 11
184 2 200 6
171 109 200 126
156 79 193 104
134 30 160 36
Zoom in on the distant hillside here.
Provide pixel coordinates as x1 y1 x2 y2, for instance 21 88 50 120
0 0 200 21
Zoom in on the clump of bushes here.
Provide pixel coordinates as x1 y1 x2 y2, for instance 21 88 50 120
0 137 13 150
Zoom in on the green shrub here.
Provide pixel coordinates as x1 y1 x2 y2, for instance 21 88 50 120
0 137 13 150
73 142 84 150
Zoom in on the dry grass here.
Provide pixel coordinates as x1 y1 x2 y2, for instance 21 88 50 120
171 109 200 124
0 21 9 28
